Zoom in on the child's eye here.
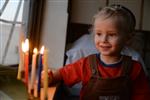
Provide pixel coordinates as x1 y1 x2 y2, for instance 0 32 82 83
96 32 102 36
109 33 117 37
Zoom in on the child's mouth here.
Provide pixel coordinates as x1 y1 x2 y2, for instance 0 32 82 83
100 45 111 51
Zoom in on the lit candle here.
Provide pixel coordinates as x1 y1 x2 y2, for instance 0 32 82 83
24 39 29 87
30 48 38 93
43 49 48 99
17 42 25 80
37 46 44 97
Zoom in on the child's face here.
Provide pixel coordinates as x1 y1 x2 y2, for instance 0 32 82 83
94 18 127 57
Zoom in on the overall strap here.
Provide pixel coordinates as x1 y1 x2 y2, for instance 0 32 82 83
121 56 133 76
88 54 100 77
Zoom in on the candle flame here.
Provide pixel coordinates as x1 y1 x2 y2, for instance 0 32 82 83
33 48 38 54
24 39 29 52
22 42 26 52
40 46 44 54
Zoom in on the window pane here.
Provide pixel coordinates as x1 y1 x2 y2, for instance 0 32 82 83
1 0 24 22
0 0 5 10
0 0 25 65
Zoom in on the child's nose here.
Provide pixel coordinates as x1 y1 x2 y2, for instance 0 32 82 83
101 35 108 42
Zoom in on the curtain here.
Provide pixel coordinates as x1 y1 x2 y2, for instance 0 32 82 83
27 0 46 59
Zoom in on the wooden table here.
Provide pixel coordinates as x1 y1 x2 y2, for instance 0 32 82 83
40 86 57 100
27 87 57 100
0 66 57 100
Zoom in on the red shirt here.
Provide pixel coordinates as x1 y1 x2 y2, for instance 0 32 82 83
59 55 150 100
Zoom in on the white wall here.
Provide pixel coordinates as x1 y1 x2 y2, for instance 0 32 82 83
71 0 107 24
41 0 68 69
70 0 150 30
142 0 150 31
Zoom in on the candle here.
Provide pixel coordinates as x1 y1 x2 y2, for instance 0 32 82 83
24 39 29 87
43 49 48 99
30 48 38 93
17 42 25 80
37 46 44 97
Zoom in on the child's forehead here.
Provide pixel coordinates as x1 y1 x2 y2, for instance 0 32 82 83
94 18 118 29
94 16 125 33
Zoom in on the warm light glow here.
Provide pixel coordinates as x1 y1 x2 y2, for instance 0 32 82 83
22 42 26 52
24 39 29 52
22 39 29 53
33 48 38 54
40 46 44 54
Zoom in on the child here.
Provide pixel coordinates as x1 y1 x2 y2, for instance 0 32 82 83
42 4 150 100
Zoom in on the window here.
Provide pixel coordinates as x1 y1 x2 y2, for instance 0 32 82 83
0 0 27 65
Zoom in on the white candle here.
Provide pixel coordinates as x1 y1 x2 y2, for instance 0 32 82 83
30 48 38 92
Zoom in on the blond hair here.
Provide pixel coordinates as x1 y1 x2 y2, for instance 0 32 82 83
93 4 136 34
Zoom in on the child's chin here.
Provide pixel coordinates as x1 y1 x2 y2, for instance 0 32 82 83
101 52 111 56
